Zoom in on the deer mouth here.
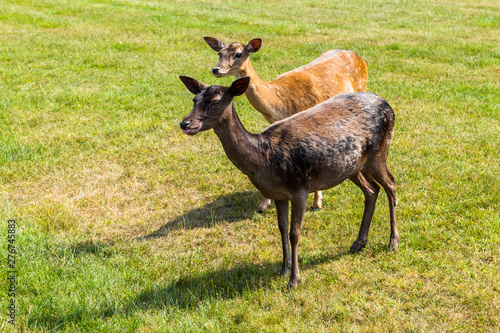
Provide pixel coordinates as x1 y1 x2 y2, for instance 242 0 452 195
182 127 200 135
180 120 201 135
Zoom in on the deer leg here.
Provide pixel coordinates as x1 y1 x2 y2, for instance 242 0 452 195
311 191 323 211
369 167 399 251
275 200 290 276
287 192 308 289
349 172 380 252
257 197 272 213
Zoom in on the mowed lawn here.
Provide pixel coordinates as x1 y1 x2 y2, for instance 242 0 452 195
1 0 499 331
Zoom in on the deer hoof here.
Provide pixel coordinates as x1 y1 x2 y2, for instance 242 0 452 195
350 240 366 252
389 238 399 252
257 198 272 213
285 279 300 290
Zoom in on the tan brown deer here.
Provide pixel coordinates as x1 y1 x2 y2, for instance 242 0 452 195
204 36 368 212
179 76 398 289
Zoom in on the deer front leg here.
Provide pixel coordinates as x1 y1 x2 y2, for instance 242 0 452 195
287 193 308 289
275 200 290 275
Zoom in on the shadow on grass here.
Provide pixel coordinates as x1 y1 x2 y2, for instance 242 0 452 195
65 240 116 258
27 247 355 330
27 190 367 330
129 261 278 311
137 190 262 240
125 249 353 313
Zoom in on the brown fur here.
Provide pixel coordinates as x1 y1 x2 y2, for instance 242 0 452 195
180 76 399 289
204 37 368 212
205 37 368 123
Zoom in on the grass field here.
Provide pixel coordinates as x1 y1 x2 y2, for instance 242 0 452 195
1 0 499 331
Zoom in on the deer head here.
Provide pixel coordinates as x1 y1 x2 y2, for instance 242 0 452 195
179 76 250 135
204 37 262 77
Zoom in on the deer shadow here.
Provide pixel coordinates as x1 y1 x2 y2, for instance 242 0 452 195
137 190 262 240
29 191 369 329
119 249 353 315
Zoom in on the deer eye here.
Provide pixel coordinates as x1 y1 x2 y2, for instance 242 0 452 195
234 53 242 59
212 100 221 106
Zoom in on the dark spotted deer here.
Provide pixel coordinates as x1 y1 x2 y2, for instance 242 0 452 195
179 76 398 289
204 36 369 213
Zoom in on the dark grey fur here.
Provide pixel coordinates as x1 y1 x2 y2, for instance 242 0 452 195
180 76 399 289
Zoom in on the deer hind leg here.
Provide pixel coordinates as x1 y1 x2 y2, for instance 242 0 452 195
258 192 322 213
349 172 380 252
257 197 272 213
368 165 399 251
311 191 323 211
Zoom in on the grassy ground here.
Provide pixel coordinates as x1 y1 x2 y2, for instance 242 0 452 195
1 0 499 331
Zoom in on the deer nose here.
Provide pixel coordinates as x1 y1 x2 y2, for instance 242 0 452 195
180 120 191 130
212 67 220 75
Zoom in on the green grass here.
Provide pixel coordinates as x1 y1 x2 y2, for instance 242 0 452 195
1 0 499 331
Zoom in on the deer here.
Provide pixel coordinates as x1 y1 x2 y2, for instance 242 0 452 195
204 36 369 213
179 75 399 289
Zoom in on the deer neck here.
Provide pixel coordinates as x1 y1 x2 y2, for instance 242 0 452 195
235 60 277 123
213 103 266 178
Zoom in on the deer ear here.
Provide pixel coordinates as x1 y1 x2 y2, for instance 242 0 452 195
204 36 227 52
228 77 250 96
246 38 262 53
179 76 207 95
